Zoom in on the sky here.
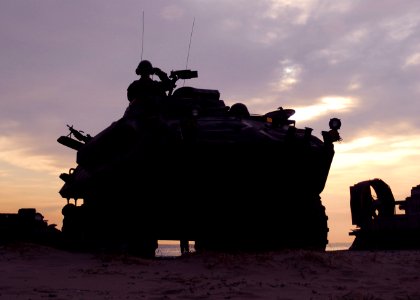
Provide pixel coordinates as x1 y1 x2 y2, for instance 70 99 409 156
1 0 420 245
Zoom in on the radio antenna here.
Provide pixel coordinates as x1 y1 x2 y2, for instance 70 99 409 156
140 10 145 60
185 17 195 69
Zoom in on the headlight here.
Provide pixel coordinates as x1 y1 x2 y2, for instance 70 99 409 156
329 118 341 130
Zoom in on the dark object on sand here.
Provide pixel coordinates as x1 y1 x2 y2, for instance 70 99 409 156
57 68 342 257
0 208 60 245
349 178 420 250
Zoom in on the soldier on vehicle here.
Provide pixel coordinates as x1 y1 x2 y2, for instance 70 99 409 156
127 60 173 104
124 60 174 140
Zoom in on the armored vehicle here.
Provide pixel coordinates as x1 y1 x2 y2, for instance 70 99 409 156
0 208 60 245
57 68 342 257
349 178 420 250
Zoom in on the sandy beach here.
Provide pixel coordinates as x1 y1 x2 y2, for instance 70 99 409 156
1 242 420 299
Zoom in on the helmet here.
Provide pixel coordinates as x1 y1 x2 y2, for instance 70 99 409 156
230 103 250 118
135 60 153 76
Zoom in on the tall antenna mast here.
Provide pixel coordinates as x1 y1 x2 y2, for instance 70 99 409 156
185 17 195 69
140 10 145 60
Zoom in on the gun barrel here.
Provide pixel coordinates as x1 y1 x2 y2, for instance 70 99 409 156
57 136 84 150
170 69 198 80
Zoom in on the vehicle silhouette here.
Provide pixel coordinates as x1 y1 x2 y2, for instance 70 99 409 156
57 68 342 257
349 178 420 250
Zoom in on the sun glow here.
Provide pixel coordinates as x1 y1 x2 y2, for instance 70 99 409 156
0 136 60 176
271 61 302 92
293 96 355 121
333 134 420 169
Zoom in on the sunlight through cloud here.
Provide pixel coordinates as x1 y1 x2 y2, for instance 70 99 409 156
333 134 420 169
0 136 60 176
403 52 420 67
271 61 302 92
293 96 355 121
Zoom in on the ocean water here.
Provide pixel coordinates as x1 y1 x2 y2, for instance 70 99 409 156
156 242 193 257
155 241 351 257
326 242 351 251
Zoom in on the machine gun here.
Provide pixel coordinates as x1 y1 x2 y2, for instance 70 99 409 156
57 125 92 151
66 125 92 143
167 69 198 96
170 69 198 80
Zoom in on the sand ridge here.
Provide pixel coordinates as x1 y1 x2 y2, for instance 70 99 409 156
1 242 420 299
